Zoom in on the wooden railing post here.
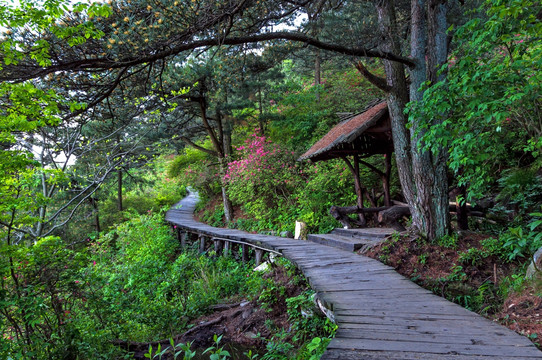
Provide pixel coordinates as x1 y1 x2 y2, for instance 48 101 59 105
224 241 231 256
213 238 223 255
199 234 206 253
255 249 264 266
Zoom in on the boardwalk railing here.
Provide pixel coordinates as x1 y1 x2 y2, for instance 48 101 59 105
166 192 542 360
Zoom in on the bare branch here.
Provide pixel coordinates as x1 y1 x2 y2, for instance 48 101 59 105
355 61 392 92
180 136 218 156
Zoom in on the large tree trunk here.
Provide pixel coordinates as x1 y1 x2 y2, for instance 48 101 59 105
315 48 321 102
408 0 449 239
117 134 123 212
218 156 234 223
117 169 123 212
91 196 101 235
375 0 450 240
218 105 234 223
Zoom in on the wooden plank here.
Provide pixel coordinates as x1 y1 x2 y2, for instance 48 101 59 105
332 304 476 317
321 349 520 360
334 328 535 347
326 338 541 357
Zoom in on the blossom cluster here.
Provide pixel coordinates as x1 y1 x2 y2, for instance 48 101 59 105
225 132 295 183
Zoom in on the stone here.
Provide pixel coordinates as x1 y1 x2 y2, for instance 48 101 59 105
526 247 542 280
253 261 270 272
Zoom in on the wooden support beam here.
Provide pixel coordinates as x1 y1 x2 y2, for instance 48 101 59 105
242 244 249 263
255 249 264 266
341 155 367 227
224 241 231 256
214 238 223 254
199 235 206 253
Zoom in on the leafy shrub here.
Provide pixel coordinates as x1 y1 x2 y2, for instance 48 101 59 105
497 169 542 216
0 236 93 359
482 223 542 263
73 213 260 357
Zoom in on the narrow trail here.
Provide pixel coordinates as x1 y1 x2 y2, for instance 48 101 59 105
166 192 542 359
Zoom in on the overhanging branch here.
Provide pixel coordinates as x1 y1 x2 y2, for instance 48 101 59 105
7 32 416 82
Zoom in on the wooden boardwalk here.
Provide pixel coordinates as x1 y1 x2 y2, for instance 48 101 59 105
166 193 542 359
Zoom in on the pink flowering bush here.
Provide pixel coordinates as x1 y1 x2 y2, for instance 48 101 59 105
225 132 303 228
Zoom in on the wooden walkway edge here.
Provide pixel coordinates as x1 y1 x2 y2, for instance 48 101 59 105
166 193 542 360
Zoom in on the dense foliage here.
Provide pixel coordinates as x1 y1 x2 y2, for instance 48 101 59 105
411 0 541 202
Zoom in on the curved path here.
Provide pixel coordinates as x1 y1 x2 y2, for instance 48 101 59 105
166 193 542 360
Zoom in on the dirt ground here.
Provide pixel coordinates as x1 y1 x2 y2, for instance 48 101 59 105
365 230 542 348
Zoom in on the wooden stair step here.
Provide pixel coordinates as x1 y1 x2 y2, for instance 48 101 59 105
331 227 396 240
307 233 384 252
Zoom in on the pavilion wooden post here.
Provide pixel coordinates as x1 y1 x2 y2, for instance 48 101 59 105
214 238 224 255
255 249 264 266
342 155 367 227
180 231 187 248
383 151 392 207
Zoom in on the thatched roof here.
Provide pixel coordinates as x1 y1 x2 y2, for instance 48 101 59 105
298 101 393 162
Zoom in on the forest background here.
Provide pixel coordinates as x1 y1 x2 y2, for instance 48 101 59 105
0 0 541 358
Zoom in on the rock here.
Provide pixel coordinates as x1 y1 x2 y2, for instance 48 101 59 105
253 261 270 272
526 247 542 280
295 221 307 240
280 230 294 238
242 309 253 319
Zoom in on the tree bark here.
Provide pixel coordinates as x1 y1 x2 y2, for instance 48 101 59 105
117 169 123 212
378 205 411 231
375 1 416 211
372 0 450 240
408 0 450 239
315 48 321 102
117 134 123 212
383 152 392 207
91 197 101 235
219 157 234 223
